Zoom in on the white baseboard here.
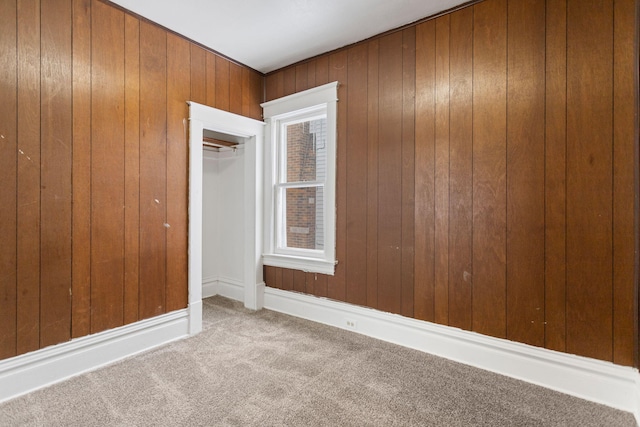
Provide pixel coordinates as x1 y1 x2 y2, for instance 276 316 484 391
202 276 245 301
263 287 640 419
202 276 219 298
0 309 189 404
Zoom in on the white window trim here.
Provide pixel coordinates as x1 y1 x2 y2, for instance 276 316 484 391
261 81 338 275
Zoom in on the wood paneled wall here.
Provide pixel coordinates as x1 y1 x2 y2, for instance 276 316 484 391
264 0 638 366
0 0 263 361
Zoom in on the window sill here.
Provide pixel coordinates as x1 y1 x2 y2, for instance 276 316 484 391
263 253 336 276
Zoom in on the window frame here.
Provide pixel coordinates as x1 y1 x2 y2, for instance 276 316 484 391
261 82 338 275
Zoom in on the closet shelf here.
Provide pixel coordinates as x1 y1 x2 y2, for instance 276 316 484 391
203 136 239 150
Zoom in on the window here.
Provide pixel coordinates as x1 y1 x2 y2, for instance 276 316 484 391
262 82 338 275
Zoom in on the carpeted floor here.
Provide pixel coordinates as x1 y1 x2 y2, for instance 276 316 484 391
0 296 636 426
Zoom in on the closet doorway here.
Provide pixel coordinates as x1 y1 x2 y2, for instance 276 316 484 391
187 102 265 334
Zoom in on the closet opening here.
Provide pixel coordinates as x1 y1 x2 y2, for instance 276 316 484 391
187 102 265 335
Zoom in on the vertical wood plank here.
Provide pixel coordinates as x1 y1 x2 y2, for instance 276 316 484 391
16 0 41 353
506 0 546 347
229 62 243 115
377 32 403 315
293 269 306 293
166 33 190 312
414 20 436 322
242 68 252 118
264 265 276 288
242 68 263 120
434 16 450 325
472 0 508 339
448 7 474 331
315 56 329 86
327 50 348 302
401 27 416 318
544 0 567 353
71 0 92 337
282 268 294 291
0 0 18 360
139 21 167 319
345 43 368 306
205 52 216 107
566 0 614 361
123 13 140 324
283 67 296 96
215 56 230 111
311 272 328 297
612 0 635 366
40 0 73 347
190 45 206 104
265 72 283 102
90 0 125 333
366 39 379 309
307 59 317 88
295 62 308 92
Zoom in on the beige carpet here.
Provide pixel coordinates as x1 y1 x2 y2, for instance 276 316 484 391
0 296 635 426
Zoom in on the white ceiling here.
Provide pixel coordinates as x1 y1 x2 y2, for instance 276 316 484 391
109 0 470 73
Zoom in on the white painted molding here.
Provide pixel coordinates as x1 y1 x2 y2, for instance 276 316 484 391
201 277 247 303
202 276 218 298
189 102 265 322
0 309 189 404
263 287 640 418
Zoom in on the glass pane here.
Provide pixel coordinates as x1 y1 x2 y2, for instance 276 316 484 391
283 186 324 250
285 117 327 183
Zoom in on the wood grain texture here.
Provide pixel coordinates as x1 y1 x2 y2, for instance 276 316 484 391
447 6 474 331
166 33 190 312
293 269 306 293
506 0 545 347
229 62 243 115
0 0 18 360
71 0 92 338
282 268 294 291
139 21 167 320
264 266 276 289
295 63 308 92
434 16 450 325
377 32 404 315
261 0 636 366
215 56 230 111
401 27 416 319
205 52 217 107
315 56 329 86
366 39 380 309
265 72 284 102
40 0 73 347
307 60 316 89
16 0 42 353
566 0 614 361
242 68 263 120
327 50 348 302
345 43 368 306
283 67 296 96
612 0 635 366
123 13 140 324
544 0 567 354
1 0 265 363
471 0 508 339
90 0 125 334
414 20 436 322
190 45 206 104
